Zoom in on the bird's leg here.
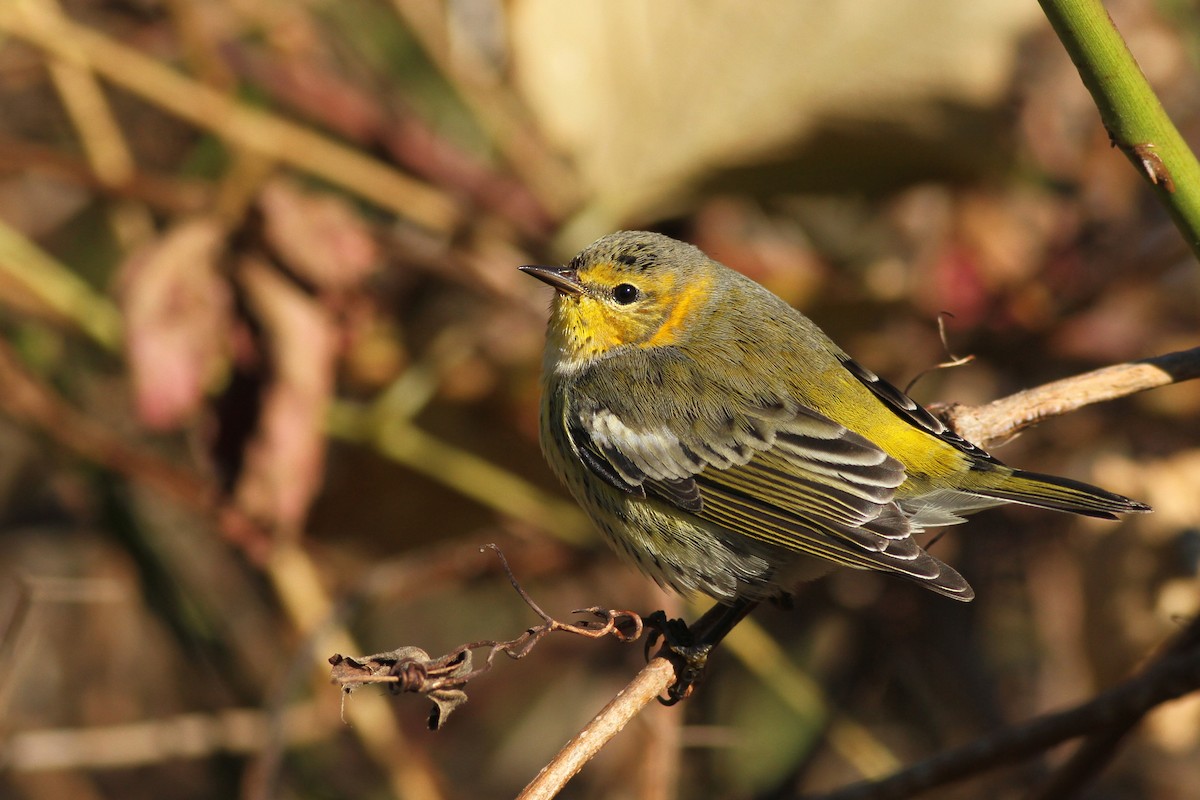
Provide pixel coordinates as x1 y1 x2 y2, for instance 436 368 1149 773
646 596 760 705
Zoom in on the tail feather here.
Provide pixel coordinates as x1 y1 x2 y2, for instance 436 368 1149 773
972 469 1151 520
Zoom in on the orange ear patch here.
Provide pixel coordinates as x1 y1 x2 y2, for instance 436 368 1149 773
644 272 711 348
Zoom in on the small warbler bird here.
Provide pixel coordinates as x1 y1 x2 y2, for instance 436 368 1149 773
521 231 1149 604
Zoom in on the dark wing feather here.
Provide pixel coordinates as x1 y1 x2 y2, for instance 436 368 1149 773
836 353 1001 467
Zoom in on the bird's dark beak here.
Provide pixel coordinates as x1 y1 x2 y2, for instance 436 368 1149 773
519 265 584 296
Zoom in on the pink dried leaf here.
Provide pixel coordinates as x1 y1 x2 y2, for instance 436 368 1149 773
118 218 231 430
233 256 336 534
259 178 379 292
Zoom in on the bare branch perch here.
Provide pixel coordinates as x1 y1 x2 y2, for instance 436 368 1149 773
937 347 1200 449
517 657 678 800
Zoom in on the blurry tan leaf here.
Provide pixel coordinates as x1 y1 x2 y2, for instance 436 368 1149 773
1096 450 1200 539
0 173 90 239
259 179 379 291
234 257 336 535
118 218 230 430
510 0 1039 243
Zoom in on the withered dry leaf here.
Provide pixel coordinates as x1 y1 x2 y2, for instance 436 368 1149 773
331 647 472 731
117 217 231 430
233 256 336 536
259 178 379 292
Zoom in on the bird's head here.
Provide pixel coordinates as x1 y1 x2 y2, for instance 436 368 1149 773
520 231 716 369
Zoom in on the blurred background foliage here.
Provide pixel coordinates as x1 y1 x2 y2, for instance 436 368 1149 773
0 0 1198 798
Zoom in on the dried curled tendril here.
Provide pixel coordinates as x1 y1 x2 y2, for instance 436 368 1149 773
329 544 644 729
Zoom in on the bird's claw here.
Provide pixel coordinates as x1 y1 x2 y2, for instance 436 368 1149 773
642 610 714 704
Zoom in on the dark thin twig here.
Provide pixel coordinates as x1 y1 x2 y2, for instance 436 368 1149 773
903 312 974 395
0 575 33 675
486 542 556 626
805 616 1200 800
1026 612 1200 800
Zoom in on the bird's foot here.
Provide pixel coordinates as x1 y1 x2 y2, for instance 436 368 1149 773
643 610 715 705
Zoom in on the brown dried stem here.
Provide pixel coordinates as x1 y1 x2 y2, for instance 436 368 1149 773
516 657 679 800
330 544 646 730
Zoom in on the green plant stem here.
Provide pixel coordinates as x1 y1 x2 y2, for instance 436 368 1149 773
1040 0 1200 260
0 218 123 351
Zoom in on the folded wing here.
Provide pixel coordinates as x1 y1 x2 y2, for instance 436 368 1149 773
569 392 973 600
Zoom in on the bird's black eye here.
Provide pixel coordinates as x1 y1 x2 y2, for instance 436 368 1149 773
612 283 640 305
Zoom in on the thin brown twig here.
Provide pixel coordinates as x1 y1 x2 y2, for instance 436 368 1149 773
356 535 578 606
903 312 975 395
1026 611 1200 800
266 545 448 800
516 657 678 800
804 612 1200 800
513 601 760 800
